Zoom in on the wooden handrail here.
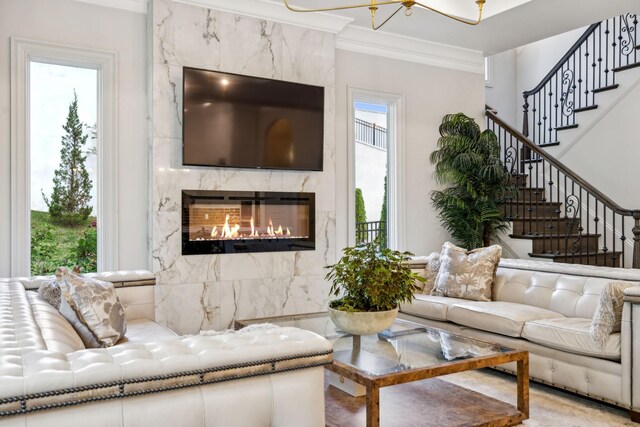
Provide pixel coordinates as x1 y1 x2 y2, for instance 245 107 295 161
486 109 638 216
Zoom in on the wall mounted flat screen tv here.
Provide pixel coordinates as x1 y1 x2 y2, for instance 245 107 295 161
182 67 325 171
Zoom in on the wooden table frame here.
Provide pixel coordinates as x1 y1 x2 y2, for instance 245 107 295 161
325 347 529 427
235 314 529 427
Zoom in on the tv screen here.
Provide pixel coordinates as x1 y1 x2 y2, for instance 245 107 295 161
182 67 325 171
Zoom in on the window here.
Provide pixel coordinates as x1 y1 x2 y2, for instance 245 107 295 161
485 56 493 87
354 101 389 247
11 38 117 276
348 89 405 250
30 62 98 274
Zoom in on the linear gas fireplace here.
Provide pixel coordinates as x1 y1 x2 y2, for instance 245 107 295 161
182 190 315 255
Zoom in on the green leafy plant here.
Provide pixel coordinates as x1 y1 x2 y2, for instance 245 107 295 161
379 174 388 248
355 188 367 244
42 92 94 226
355 188 367 224
30 210 97 275
76 225 97 272
430 113 516 249
326 240 424 312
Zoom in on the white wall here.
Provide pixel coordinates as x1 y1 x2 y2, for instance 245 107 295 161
515 27 587 131
557 70 640 208
485 50 518 125
335 50 485 256
485 26 587 132
0 0 148 275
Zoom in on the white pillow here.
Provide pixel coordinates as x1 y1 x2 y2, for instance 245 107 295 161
431 242 501 302
590 280 635 350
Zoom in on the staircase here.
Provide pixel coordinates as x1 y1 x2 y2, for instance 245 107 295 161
488 13 640 269
522 14 639 147
488 110 640 268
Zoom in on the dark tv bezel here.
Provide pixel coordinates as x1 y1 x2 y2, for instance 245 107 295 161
182 66 325 172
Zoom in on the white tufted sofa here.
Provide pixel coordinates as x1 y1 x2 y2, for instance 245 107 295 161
0 271 332 426
401 258 640 418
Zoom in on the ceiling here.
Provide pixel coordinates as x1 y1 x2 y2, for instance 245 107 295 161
285 0 638 54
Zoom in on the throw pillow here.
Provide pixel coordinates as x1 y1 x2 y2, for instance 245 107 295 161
590 280 636 350
431 242 502 302
422 252 441 294
40 267 127 348
38 276 102 348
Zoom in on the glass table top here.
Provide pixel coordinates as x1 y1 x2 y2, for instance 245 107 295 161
236 312 514 377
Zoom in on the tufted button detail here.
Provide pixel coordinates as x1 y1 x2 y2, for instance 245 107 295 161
585 377 590 382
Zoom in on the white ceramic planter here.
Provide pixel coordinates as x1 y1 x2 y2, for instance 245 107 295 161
328 307 399 336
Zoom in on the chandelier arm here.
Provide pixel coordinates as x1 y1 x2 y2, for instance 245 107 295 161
412 1 484 25
372 5 405 30
283 0 404 13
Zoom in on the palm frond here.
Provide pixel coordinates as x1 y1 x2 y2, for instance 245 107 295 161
430 113 517 249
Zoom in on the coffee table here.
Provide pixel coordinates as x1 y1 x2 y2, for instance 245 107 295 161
236 312 529 427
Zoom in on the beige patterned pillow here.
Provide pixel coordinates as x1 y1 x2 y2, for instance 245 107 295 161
431 242 502 301
591 281 635 350
56 267 127 347
422 252 441 294
38 277 100 348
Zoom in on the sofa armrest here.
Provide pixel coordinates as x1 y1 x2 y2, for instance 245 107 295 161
403 256 429 269
0 325 332 417
623 292 640 410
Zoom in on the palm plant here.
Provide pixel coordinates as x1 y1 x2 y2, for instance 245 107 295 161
430 113 516 249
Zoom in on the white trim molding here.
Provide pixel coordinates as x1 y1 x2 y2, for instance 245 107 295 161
336 25 484 74
484 56 494 87
10 38 119 275
73 0 147 14
347 87 405 250
175 0 352 33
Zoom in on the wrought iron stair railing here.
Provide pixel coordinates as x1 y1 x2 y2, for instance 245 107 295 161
522 13 638 146
487 108 640 268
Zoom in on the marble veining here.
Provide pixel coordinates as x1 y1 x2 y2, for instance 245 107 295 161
150 0 336 335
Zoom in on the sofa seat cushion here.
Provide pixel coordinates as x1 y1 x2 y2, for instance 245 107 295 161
522 318 621 360
401 295 471 321
118 319 178 344
448 301 564 337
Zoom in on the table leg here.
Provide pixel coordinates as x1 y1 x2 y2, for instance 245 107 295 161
366 384 380 427
353 335 361 351
517 354 530 418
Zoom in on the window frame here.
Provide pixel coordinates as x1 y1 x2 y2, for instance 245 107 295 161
10 38 119 275
484 56 494 88
347 87 405 250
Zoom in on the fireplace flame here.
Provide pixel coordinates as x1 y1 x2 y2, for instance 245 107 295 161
199 214 302 241
250 217 258 237
221 214 232 239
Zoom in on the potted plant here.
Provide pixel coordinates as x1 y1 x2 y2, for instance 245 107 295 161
325 240 425 335
430 113 517 249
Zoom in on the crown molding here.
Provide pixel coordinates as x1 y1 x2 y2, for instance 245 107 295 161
173 0 352 34
72 0 483 73
73 0 147 14
335 25 484 74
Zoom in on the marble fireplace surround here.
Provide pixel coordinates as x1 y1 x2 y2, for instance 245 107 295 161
149 0 336 335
